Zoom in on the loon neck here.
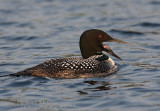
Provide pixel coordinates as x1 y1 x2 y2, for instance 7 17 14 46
96 54 109 61
95 54 115 66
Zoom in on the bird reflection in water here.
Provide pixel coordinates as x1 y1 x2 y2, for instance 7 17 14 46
77 80 116 95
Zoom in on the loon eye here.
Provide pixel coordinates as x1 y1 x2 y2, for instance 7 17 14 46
99 35 103 39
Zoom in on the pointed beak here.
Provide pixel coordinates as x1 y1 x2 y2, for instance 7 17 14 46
103 45 123 60
102 37 128 61
108 37 129 45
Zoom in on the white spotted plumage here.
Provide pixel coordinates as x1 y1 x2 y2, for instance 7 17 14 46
34 54 115 74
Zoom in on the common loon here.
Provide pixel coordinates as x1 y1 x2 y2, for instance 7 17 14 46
3 29 128 79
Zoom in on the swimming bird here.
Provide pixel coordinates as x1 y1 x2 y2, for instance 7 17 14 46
3 29 128 79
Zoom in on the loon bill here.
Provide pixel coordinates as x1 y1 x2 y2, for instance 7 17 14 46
3 29 128 79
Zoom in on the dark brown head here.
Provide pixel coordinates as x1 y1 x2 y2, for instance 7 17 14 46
79 29 128 60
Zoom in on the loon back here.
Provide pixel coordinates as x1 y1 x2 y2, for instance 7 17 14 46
13 55 118 79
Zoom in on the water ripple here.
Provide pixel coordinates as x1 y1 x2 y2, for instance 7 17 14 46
146 45 160 50
0 22 17 26
109 29 144 36
0 36 39 41
0 0 160 111
135 22 160 28
150 1 160 5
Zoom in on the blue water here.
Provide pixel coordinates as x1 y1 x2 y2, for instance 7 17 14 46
0 0 160 111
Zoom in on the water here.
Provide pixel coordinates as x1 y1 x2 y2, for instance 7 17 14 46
0 0 160 111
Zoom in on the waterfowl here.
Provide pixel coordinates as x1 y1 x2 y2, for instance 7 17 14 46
4 29 128 79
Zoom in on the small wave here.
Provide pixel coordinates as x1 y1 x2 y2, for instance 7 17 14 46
150 1 160 5
16 23 33 28
12 36 38 41
0 63 26 66
7 79 33 87
110 29 144 36
146 45 160 50
0 9 13 14
0 22 17 26
0 36 39 41
23 46 52 50
136 22 160 27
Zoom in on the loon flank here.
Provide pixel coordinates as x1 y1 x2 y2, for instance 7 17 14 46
7 29 128 79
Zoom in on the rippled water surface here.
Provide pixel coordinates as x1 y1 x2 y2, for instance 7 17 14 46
0 0 160 111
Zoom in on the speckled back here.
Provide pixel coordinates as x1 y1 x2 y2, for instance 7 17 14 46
16 55 118 78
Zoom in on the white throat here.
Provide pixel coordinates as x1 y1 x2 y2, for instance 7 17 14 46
105 57 115 66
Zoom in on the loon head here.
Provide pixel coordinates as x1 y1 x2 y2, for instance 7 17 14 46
79 29 128 60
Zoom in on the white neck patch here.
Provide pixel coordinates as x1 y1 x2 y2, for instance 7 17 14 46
105 57 115 66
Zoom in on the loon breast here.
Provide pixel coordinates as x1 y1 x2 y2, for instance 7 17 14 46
105 57 115 67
